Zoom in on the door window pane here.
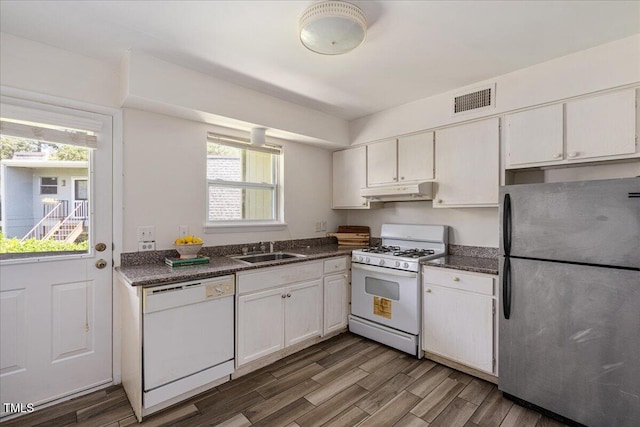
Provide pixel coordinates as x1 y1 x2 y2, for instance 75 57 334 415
1 135 90 256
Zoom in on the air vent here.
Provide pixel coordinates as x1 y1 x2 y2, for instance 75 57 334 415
452 84 496 115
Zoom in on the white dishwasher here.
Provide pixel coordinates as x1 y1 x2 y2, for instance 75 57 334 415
142 275 234 408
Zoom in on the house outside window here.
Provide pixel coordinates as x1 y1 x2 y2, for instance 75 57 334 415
206 133 283 230
40 177 58 194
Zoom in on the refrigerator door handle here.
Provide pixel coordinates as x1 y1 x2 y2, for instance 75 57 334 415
503 256 511 319
503 193 512 256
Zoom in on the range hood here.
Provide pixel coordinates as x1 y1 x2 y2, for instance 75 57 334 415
360 182 434 202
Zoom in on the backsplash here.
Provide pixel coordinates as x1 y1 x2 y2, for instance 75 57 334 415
448 244 499 258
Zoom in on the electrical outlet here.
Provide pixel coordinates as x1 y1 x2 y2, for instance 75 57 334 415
315 221 322 232
179 225 188 237
138 241 156 251
321 221 327 232
137 225 155 242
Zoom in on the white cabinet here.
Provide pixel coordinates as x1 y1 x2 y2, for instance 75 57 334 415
566 89 637 161
323 257 349 335
422 267 496 374
505 104 564 167
434 118 499 207
398 132 435 182
236 261 323 366
333 146 369 209
285 280 323 346
237 288 285 364
367 139 397 186
505 89 638 169
367 132 435 187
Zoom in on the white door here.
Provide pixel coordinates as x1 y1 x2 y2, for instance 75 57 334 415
434 118 499 207
332 146 369 209
505 104 564 167
423 284 494 373
398 132 434 182
323 274 348 335
566 89 637 160
236 288 285 366
0 97 113 417
367 139 397 186
284 280 322 346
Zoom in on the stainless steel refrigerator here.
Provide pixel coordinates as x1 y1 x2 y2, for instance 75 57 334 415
499 177 640 427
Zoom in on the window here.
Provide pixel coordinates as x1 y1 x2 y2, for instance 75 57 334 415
206 133 282 227
40 177 58 194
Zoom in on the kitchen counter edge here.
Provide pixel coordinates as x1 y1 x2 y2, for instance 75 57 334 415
422 255 499 276
116 245 359 287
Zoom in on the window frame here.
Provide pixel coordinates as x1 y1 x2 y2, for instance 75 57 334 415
40 177 58 195
204 135 285 232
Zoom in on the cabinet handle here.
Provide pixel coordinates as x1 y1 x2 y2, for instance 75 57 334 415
343 274 348 279
437 199 443 204
362 202 367 206
553 153 562 159
425 288 432 293
281 294 286 299
568 152 579 158
392 177 397 181
452 277 460 282
286 293 291 298
400 176 405 180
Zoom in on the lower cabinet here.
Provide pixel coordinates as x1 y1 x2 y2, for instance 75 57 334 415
323 271 349 335
422 266 497 375
236 257 350 368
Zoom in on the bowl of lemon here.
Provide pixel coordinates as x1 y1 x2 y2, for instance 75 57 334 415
174 235 204 259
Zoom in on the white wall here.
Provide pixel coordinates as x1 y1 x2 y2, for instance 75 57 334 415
123 108 346 252
348 204 499 247
345 35 640 248
0 33 120 108
350 35 640 145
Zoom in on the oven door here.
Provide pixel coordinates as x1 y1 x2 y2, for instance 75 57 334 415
351 263 420 334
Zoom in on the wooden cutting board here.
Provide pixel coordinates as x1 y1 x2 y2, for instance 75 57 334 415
328 226 370 246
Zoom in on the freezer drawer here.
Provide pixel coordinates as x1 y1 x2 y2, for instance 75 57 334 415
499 178 640 268
499 257 640 427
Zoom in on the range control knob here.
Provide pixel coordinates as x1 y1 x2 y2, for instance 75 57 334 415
379 259 385 266
355 256 361 262
365 257 371 263
403 262 409 269
395 261 400 267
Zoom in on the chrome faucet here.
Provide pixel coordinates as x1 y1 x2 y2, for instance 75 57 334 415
269 241 275 253
259 241 266 253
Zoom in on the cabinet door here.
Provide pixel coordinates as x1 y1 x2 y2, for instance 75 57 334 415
333 146 369 209
398 132 434 181
367 139 398 186
434 118 499 207
285 280 322 346
323 273 348 335
423 284 494 373
566 89 637 160
505 104 563 167
237 288 284 366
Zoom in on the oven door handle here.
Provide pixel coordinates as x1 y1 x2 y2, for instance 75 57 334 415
351 263 418 278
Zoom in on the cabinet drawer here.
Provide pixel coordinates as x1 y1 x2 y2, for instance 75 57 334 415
423 267 494 296
238 261 323 294
324 257 348 274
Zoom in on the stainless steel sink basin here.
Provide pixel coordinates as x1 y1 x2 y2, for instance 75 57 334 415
230 252 306 264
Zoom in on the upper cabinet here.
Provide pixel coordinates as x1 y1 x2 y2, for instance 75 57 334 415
434 118 499 207
505 89 638 169
332 145 369 209
367 132 435 186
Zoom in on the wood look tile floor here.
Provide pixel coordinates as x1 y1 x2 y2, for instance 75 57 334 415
4 333 568 427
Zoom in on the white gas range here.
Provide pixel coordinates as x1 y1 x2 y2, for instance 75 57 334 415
349 224 448 357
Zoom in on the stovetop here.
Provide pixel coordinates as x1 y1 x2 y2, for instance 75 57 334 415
360 246 436 259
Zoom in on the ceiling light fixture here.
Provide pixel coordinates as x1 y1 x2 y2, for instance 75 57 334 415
299 1 367 55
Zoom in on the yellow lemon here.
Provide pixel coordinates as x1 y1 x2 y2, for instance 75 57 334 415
184 235 194 244
175 238 186 245
193 237 203 244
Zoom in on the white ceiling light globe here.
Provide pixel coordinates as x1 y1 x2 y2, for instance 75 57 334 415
299 1 367 55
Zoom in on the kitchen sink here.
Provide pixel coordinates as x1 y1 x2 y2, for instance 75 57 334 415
230 252 306 264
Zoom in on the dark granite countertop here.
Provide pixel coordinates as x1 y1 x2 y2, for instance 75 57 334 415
116 244 359 287
422 255 499 275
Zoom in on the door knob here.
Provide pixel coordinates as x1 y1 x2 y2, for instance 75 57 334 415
95 242 107 252
95 259 108 269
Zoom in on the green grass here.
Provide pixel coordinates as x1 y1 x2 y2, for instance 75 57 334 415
0 233 88 253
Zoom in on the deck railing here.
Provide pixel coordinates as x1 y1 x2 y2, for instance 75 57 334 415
21 201 67 241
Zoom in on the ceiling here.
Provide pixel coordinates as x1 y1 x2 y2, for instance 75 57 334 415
1 1 638 121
